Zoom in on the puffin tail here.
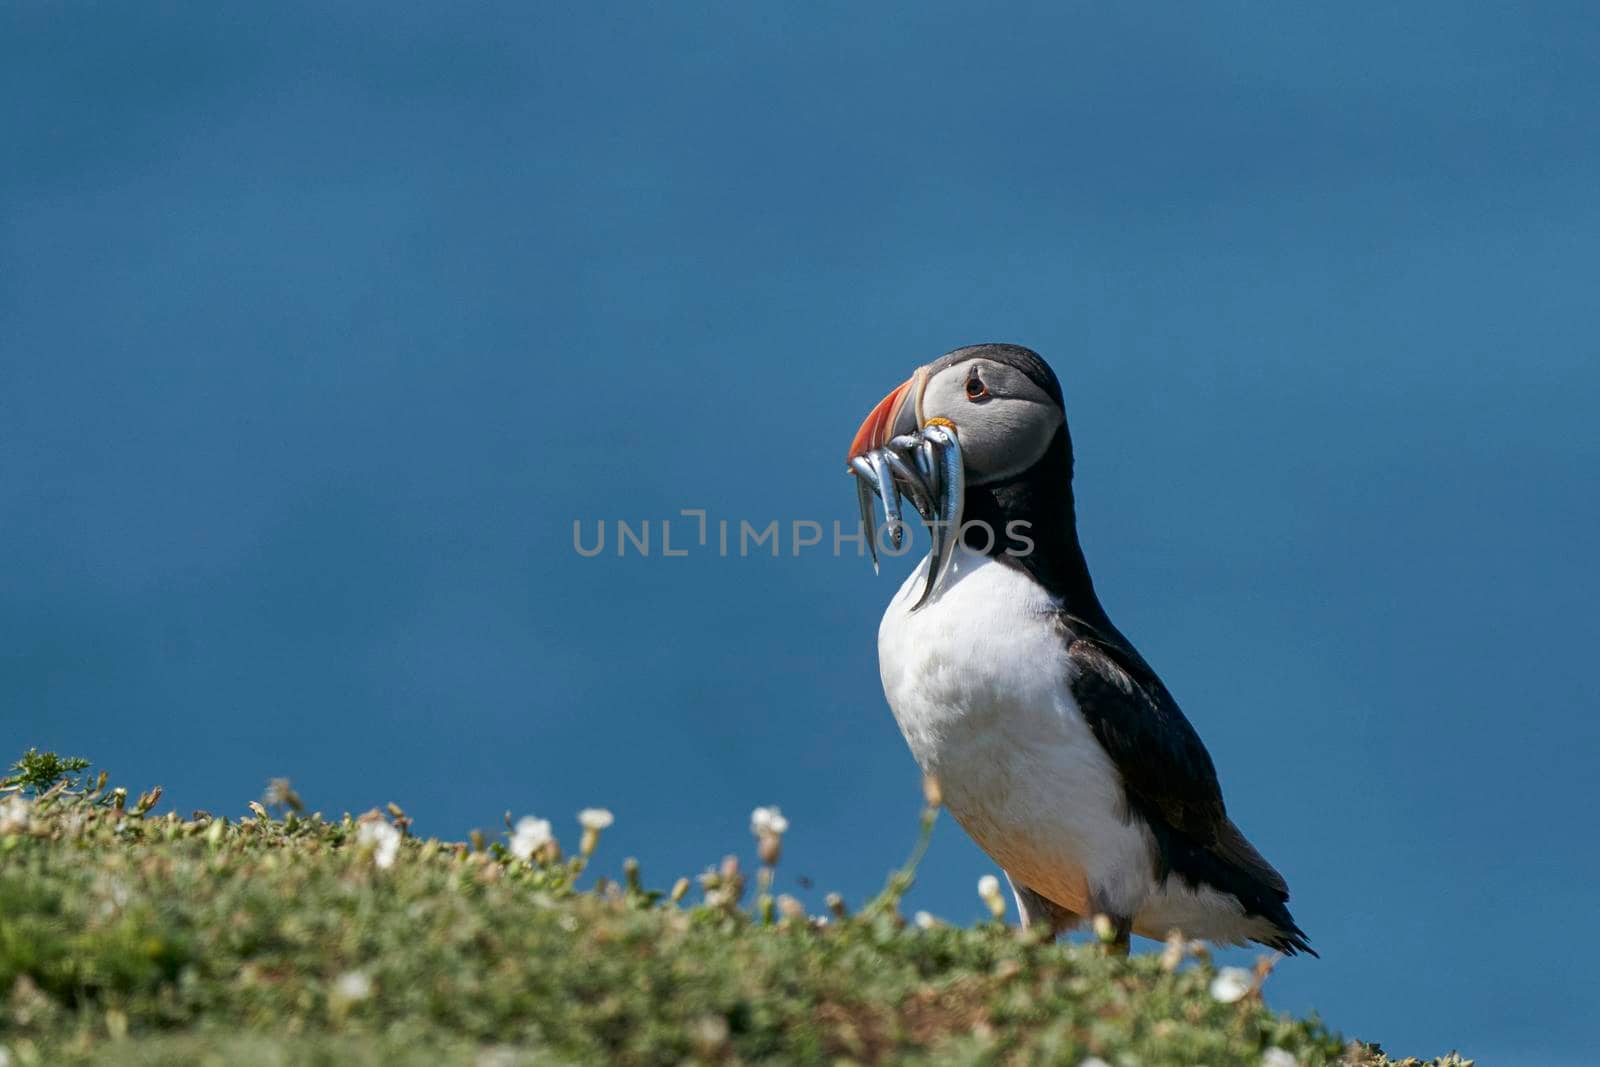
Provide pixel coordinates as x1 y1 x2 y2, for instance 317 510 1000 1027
1215 820 1317 957
1258 914 1318 958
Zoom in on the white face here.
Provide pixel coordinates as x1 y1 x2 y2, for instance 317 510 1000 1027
919 356 1063 484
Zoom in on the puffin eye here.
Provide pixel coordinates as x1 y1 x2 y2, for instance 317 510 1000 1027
965 375 989 401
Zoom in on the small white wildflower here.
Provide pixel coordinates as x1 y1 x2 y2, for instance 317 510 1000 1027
689 1014 731 1057
913 910 938 930
749 806 789 836
334 970 373 1002
509 816 553 862
750 805 789 866
355 820 401 870
0 1045 12 1067
577 807 613 857
977 874 1006 919
1261 1048 1299 1067
1159 929 1187 972
0 795 32 835
1209 965 1254 1004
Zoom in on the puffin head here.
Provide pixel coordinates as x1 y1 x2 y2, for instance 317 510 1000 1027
847 343 1066 486
846 344 1083 611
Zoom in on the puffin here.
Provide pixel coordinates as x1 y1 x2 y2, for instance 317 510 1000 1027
847 343 1313 956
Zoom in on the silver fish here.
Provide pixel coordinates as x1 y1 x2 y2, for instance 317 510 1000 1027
930 424 964 599
915 436 942 513
866 450 905 551
848 455 882 572
848 453 881 493
910 424 963 612
855 474 879 572
882 448 933 521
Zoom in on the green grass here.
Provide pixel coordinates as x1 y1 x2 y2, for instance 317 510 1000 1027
0 752 1467 1066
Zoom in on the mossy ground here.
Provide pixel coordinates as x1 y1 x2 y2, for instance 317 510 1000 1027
0 753 1466 1066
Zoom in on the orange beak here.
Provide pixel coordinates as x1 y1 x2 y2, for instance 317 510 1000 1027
846 367 926 466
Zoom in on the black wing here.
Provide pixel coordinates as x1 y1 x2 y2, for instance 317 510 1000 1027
1058 612 1313 955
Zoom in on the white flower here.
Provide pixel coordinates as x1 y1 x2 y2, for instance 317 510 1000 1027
1209 966 1254 1004
977 874 1006 919
913 910 938 930
749 806 789 836
575 808 612 858
355 820 401 870
0 795 32 835
334 970 373 1002
1261 1048 1299 1067
750 806 790 866
509 816 553 862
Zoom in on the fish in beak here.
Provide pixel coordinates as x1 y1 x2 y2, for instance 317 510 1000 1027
846 368 964 609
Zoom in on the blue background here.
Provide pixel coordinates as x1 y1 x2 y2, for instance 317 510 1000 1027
5 4 1597 1063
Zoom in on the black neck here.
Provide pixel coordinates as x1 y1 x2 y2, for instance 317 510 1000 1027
960 426 1114 631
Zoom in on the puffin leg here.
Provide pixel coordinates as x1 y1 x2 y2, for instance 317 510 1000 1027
1005 873 1080 939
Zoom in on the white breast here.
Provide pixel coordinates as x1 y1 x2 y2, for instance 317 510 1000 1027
877 548 1283 945
877 547 1154 919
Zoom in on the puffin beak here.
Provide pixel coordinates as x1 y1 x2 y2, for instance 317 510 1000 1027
846 367 926 465
844 365 964 610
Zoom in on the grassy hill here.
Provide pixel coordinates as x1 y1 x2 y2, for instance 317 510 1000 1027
0 751 1467 1066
